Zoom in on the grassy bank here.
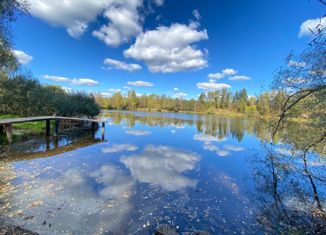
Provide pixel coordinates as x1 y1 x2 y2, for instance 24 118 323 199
0 115 45 133
107 108 263 119
116 107 246 117
106 108 311 124
0 115 46 143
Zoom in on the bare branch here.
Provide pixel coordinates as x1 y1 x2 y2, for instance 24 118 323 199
272 85 326 137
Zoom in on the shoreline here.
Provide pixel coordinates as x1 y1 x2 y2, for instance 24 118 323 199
0 111 309 143
103 108 309 123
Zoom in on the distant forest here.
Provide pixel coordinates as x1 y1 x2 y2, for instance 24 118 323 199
94 88 287 117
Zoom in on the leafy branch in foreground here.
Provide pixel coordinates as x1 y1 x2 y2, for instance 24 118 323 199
272 22 326 140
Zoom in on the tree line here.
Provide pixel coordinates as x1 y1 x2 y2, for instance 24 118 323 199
94 88 290 117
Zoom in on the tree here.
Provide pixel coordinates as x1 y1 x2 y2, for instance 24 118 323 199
272 22 325 144
0 75 100 117
127 90 138 110
233 88 248 113
257 92 271 116
220 89 228 109
110 92 125 110
0 0 28 73
270 90 287 116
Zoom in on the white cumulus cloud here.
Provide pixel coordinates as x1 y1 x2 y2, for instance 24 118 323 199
196 82 231 91
92 0 143 46
104 58 141 71
172 92 187 99
229 75 251 81
23 0 113 38
12 50 33 64
208 68 239 80
222 68 237 76
124 23 208 73
43 75 99 86
208 72 224 80
43 75 69 82
24 0 162 44
299 16 326 37
127 81 154 87
70 78 99 86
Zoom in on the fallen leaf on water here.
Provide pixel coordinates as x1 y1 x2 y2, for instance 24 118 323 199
29 200 43 208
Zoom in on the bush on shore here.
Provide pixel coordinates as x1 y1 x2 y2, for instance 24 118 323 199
0 75 100 117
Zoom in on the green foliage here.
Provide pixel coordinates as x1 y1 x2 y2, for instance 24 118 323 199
0 0 28 72
0 75 100 117
257 92 271 115
94 87 295 118
271 22 326 155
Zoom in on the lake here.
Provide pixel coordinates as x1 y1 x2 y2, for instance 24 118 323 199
0 111 325 234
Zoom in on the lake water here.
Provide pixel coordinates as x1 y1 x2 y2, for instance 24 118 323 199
0 111 325 234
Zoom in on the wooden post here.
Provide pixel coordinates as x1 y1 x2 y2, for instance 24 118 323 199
45 136 50 151
91 122 96 131
101 122 105 140
54 136 59 148
46 120 50 136
91 122 96 139
54 119 60 137
4 124 13 144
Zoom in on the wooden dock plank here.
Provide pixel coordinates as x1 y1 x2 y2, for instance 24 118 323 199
0 116 102 125
0 116 105 143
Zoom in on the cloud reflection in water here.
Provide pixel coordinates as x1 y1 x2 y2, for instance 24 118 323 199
126 130 151 136
121 145 200 191
101 144 138 153
194 133 245 157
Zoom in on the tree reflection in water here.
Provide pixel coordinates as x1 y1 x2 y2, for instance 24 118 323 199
251 143 325 234
1 111 325 234
104 111 326 233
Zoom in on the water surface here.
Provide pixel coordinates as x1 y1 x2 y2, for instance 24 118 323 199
0 111 325 234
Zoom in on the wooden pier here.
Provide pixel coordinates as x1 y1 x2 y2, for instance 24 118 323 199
0 116 106 143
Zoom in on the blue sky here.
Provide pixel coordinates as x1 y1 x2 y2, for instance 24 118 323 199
12 0 325 99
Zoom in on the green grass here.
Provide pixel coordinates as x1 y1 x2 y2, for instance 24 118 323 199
0 114 47 144
0 114 45 133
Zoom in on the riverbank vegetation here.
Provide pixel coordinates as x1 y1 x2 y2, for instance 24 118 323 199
95 88 296 119
0 76 100 117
